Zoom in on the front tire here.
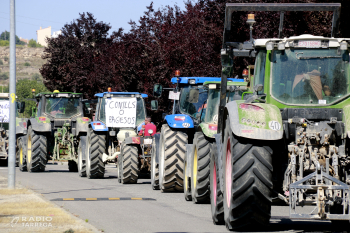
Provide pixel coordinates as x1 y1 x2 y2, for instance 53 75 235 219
191 132 211 203
17 137 27 172
120 144 139 184
78 135 87 177
210 143 224 225
223 118 273 230
159 124 187 192
151 138 159 190
68 160 78 172
27 126 47 172
86 128 106 179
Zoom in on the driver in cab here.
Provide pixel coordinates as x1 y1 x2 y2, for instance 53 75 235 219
138 116 156 136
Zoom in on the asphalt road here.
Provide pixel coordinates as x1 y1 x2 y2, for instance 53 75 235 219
0 162 347 233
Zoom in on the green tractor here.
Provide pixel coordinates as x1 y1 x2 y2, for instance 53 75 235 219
211 3 350 230
183 79 247 203
19 90 90 172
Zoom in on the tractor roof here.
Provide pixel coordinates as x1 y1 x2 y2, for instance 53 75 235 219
204 79 245 86
254 34 349 48
95 92 148 98
171 77 222 84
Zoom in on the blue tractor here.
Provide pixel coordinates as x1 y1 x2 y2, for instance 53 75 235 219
151 71 232 192
80 91 151 182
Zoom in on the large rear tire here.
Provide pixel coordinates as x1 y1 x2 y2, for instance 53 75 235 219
86 128 106 179
78 135 87 177
223 118 273 231
191 132 211 203
210 143 224 225
159 124 187 192
17 137 27 172
120 144 139 184
27 126 47 172
151 138 159 190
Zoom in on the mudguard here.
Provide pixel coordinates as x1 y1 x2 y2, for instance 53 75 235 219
199 122 217 138
153 133 160 164
16 118 28 135
75 117 90 136
29 118 51 132
90 121 108 131
343 105 350 138
165 114 194 129
226 100 283 140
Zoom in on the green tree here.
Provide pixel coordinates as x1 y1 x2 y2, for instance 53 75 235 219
0 31 25 45
28 39 42 48
16 79 48 117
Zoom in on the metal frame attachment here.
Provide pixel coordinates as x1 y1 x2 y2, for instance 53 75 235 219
289 165 350 220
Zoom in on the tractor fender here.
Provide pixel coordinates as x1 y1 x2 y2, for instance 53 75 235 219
165 114 194 129
153 133 160 164
225 101 283 140
198 122 217 138
16 118 28 135
75 119 89 136
29 118 51 132
89 121 108 131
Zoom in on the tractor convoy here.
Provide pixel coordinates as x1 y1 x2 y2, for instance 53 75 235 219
9 2 350 231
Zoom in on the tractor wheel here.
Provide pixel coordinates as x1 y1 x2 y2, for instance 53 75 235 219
210 143 224 225
151 139 159 190
159 124 187 192
78 135 87 177
86 128 106 179
17 137 27 172
26 126 47 172
121 144 139 184
183 155 192 201
223 118 273 231
191 132 211 203
68 160 78 172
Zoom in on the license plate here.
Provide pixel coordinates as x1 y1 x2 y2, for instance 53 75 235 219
298 40 321 48
94 125 104 130
144 139 152 144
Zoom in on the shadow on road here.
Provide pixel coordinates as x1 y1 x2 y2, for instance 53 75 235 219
243 217 348 232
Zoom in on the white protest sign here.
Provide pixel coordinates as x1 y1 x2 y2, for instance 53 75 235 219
0 101 9 123
169 91 180 100
105 98 137 128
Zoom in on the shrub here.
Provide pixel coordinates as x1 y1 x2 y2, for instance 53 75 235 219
24 62 30 66
0 72 9 80
0 59 3 65
4 56 8 62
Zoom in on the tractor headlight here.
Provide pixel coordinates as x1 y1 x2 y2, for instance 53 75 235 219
148 129 154 135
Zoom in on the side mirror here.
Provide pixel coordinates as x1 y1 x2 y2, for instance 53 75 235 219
153 84 163 97
254 84 263 93
18 102 25 113
188 89 199 103
151 100 158 111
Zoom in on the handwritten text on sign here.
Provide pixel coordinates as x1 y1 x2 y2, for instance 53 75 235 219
105 98 137 128
0 101 9 123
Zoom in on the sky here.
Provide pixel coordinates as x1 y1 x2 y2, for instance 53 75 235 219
1 0 192 40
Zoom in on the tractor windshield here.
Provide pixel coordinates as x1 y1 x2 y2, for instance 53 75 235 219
271 48 350 105
179 86 208 117
99 97 146 127
45 98 80 118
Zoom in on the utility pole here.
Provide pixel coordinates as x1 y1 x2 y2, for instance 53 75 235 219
8 0 16 189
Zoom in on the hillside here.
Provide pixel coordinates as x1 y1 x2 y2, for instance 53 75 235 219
0 46 46 87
